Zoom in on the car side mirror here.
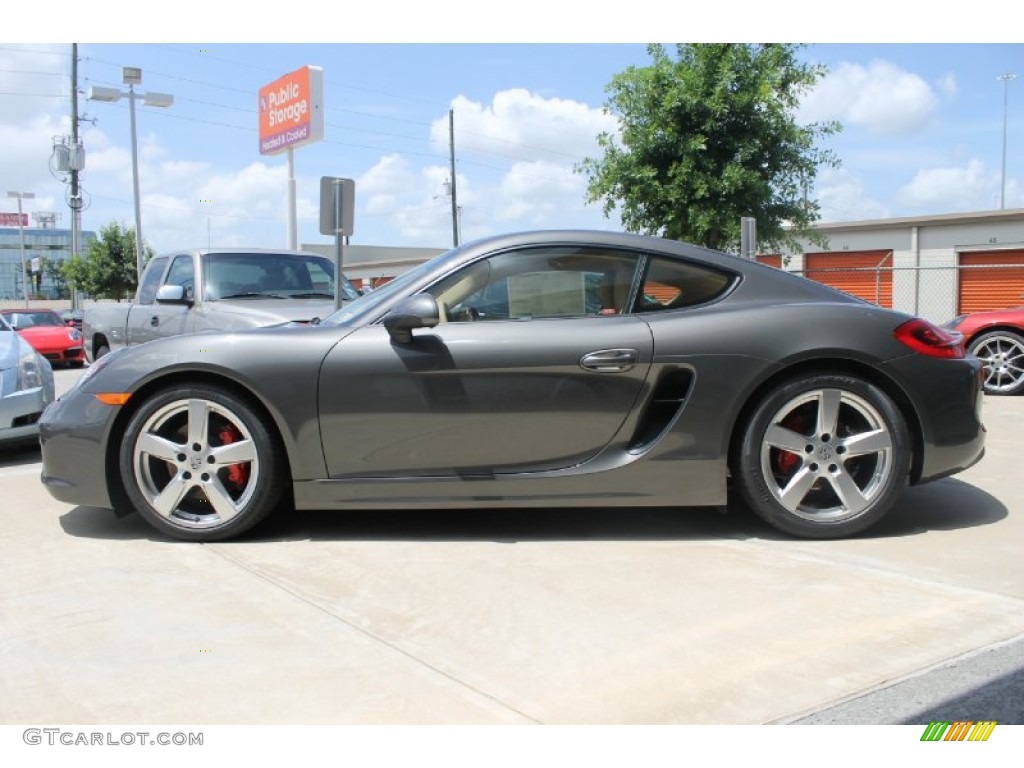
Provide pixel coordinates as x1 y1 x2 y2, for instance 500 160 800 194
155 284 193 305
383 294 439 344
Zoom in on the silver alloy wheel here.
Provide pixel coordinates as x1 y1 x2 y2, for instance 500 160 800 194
759 388 893 523
970 333 1024 393
131 397 260 529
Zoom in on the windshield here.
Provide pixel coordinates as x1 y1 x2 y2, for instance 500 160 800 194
2 310 64 329
201 252 361 301
317 250 458 327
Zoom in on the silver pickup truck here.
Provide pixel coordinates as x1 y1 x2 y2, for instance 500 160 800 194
83 247 361 361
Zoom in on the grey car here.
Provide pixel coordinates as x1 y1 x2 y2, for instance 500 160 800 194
1 313 55 447
39 230 985 541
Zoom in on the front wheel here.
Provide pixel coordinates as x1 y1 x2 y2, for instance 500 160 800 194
735 374 910 539
967 330 1024 395
119 385 286 541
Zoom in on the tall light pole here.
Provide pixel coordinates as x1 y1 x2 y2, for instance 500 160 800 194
88 67 173 281
998 73 1017 210
6 191 34 307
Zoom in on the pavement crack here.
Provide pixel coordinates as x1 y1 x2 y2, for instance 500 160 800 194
204 544 543 724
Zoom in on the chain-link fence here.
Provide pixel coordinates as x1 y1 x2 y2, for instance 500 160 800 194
789 262 1024 322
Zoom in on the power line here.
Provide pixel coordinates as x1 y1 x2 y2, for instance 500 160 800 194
84 45 603 162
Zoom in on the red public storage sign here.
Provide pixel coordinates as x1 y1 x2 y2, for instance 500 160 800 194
257 66 324 155
1 212 29 227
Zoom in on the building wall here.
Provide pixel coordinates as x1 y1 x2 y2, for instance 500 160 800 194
780 209 1024 322
0 227 96 300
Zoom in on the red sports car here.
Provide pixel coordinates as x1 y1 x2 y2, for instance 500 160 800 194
0 309 86 368
946 306 1024 395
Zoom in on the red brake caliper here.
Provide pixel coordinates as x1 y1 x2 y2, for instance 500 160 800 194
773 414 805 475
218 424 250 491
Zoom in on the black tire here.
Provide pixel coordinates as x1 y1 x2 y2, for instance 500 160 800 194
95 343 110 360
967 330 1024 396
735 374 910 539
118 384 286 541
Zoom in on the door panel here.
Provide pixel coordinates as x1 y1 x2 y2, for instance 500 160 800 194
318 316 653 478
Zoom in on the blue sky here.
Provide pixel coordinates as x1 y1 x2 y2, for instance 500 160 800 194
1 5 1021 255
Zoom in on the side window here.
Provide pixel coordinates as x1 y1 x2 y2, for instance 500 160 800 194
427 247 641 323
638 256 735 313
137 257 169 305
164 255 195 300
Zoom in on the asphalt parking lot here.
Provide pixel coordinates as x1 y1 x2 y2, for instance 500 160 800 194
2 366 1022 725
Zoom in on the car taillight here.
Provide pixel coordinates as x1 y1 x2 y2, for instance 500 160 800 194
893 319 965 359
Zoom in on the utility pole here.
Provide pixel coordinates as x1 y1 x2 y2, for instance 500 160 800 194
998 73 1017 210
70 43 83 309
448 109 459 247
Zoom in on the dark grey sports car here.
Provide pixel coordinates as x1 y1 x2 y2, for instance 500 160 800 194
39 230 985 541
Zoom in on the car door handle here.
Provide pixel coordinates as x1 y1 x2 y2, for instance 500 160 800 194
150 316 159 327
580 349 638 373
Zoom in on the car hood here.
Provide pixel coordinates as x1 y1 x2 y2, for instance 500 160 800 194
204 298 338 324
16 326 73 342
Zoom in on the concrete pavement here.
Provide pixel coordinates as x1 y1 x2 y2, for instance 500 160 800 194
1 369 1022 724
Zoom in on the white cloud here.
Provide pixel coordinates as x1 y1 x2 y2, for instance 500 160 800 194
430 88 617 164
936 73 957 99
814 167 890 222
800 60 939 136
897 160 1003 211
494 160 588 224
356 138 612 246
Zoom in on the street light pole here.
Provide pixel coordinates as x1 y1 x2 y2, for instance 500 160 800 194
6 191 34 307
88 68 173 282
998 73 1017 210
126 81 145 280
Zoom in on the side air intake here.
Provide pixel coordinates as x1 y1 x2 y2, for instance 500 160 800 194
627 369 694 452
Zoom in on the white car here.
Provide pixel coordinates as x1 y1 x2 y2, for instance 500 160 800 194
0 312 55 447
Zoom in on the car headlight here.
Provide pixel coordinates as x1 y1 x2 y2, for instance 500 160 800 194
68 328 82 342
16 346 46 391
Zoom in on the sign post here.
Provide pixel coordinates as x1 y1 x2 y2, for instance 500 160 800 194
319 177 355 310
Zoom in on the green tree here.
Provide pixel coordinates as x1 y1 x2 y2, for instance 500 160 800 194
578 44 840 252
60 221 153 300
44 257 70 299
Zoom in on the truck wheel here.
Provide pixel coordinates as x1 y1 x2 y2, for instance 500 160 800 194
118 385 286 541
95 344 110 359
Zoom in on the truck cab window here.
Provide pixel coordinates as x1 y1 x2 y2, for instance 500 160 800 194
137 257 169 305
165 255 196 300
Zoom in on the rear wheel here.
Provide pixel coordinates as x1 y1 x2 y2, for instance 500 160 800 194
735 374 910 538
119 385 285 541
967 330 1024 395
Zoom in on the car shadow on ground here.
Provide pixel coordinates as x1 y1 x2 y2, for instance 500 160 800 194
0 442 42 466
58 477 1006 544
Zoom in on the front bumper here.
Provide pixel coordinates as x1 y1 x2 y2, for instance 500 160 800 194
1 361 55 446
0 387 50 444
38 345 86 366
39 388 120 508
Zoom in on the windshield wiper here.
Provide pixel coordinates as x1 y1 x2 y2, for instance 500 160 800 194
289 292 335 299
217 292 285 300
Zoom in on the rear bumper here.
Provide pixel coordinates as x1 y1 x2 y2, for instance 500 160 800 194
882 354 986 484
